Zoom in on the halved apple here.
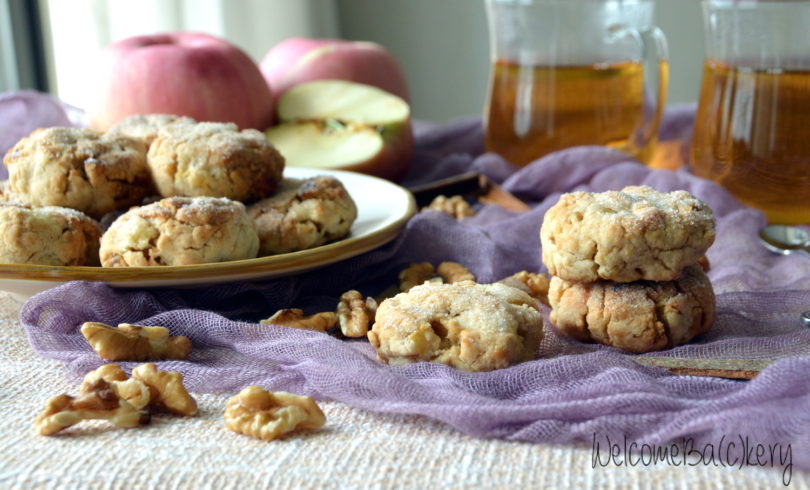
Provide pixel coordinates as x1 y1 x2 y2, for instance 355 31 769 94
266 80 413 181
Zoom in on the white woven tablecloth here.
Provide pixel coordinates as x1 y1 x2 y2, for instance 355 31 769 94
0 291 804 489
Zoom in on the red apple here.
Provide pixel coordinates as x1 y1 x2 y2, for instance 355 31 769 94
265 80 412 181
87 32 274 131
260 38 410 103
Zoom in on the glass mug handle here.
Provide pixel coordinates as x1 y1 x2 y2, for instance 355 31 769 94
608 24 669 158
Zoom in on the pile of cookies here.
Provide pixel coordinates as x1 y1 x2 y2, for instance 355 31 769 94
0 114 357 267
540 186 717 353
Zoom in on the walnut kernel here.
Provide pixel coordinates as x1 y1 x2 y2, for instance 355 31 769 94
437 262 475 284
337 290 378 338
81 364 151 410
398 262 439 292
34 380 149 436
499 271 551 306
131 363 197 416
424 195 476 220
224 386 326 441
260 309 336 333
80 322 192 361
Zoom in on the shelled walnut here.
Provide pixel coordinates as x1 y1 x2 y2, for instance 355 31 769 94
260 309 337 333
34 379 149 436
500 271 551 306
80 322 192 361
81 364 151 410
131 363 197 416
423 194 476 220
337 290 378 338
437 262 475 284
224 386 326 441
398 261 476 292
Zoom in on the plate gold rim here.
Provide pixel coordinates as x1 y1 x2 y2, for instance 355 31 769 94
0 171 416 284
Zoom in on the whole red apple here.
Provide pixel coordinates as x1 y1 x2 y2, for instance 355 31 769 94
260 37 410 103
88 32 274 131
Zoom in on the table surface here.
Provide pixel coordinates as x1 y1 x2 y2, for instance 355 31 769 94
0 291 804 489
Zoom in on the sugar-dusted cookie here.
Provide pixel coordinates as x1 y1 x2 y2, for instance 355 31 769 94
0 201 101 266
368 281 543 372
100 196 259 267
4 127 151 219
147 122 284 201
247 176 357 255
548 264 715 353
540 186 715 283
106 114 196 148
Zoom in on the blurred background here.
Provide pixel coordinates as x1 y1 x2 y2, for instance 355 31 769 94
1 0 703 122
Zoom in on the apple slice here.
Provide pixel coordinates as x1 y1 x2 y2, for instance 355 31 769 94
266 80 413 181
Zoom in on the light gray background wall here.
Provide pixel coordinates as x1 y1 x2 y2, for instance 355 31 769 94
337 0 704 122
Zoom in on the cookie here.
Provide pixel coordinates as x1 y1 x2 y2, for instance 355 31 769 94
0 201 101 266
368 282 543 372
548 265 715 353
106 114 196 147
247 176 357 255
3 127 152 219
540 186 715 282
100 196 259 267
147 122 284 201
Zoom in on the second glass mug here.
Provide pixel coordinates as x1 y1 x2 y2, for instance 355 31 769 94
483 0 668 167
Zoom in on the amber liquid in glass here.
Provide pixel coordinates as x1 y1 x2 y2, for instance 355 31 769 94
484 59 667 167
692 60 810 224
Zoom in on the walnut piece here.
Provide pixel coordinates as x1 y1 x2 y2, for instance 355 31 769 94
437 262 475 284
499 271 551 306
224 386 326 441
81 322 192 361
398 262 440 292
698 255 710 272
424 195 476 220
131 363 197 416
260 309 336 333
337 290 378 338
34 380 149 436
81 364 151 410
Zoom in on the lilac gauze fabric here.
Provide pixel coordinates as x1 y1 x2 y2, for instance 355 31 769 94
7 95 810 470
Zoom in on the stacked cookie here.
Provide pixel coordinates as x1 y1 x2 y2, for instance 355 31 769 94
539 186 717 353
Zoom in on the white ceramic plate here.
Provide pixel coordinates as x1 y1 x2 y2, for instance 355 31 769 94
0 168 415 301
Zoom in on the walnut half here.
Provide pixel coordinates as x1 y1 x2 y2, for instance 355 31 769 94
224 386 326 441
337 290 378 338
260 309 337 333
81 364 151 410
423 195 476 220
81 322 192 361
34 379 150 436
131 363 198 416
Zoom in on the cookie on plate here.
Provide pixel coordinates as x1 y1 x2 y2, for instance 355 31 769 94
100 196 259 267
548 264 715 353
3 127 152 219
106 114 196 147
247 176 357 255
368 281 543 372
0 201 101 266
540 186 715 283
147 122 284 202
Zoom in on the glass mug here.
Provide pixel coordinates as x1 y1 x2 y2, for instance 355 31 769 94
483 0 668 167
692 0 810 225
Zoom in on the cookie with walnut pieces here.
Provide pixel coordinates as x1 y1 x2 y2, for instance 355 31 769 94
540 185 716 283
3 127 152 219
147 121 284 202
549 264 715 353
247 176 357 255
368 281 543 372
100 196 259 266
0 201 102 266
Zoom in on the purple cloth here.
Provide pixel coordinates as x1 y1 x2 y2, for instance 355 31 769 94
6 93 810 474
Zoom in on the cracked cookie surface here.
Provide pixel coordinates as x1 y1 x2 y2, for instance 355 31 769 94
3 127 152 219
106 114 196 148
548 265 715 353
0 201 101 265
368 282 543 372
540 186 715 283
147 122 284 202
247 176 357 255
99 196 259 266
